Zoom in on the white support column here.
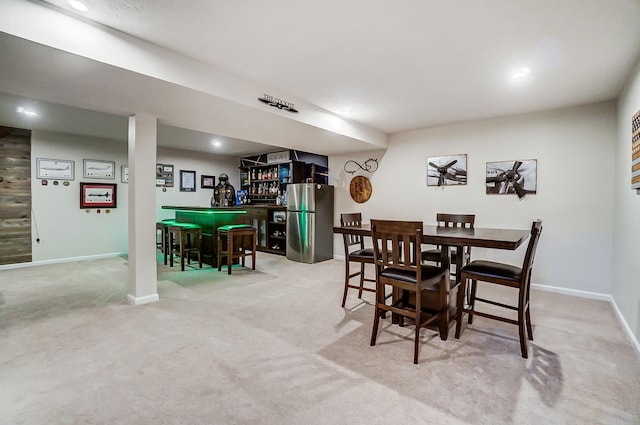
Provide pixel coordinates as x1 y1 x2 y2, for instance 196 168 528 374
126 114 159 305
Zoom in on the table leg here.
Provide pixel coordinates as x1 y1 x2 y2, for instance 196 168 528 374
439 244 453 340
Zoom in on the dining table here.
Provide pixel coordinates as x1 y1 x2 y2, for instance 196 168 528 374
332 222 531 339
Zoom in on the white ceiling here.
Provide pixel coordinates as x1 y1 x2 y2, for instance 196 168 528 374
0 91 281 157
2 0 640 156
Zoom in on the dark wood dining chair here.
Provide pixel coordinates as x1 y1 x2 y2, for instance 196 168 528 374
370 219 450 364
422 213 475 276
339 213 376 307
455 220 543 358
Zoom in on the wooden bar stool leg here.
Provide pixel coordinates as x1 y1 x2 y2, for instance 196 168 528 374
217 233 223 272
180 230 186 271
169 229 175 268
163 227 168 265
252 230 256 270
197 231 202 268
227 233 234 275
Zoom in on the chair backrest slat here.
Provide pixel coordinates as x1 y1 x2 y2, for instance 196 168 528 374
436 213 475 229
340 213 365 251
371 219 423 273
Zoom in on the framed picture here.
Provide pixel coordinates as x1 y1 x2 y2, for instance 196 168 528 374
36 158 74 180
180 170 196 192
427 154 467 186
201 175 215 189
632 109 640 189
156 163 174 187
80 182 117 208
272 210 286 223
486 159 537 198
121 165 129 183
83 159 115 179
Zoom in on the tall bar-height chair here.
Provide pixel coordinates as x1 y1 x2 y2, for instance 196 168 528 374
217 224 257 274
339 213 376 307
455 220 542 358
422 213 475 277
370 219 450 364
168 223 203 271
156 219 177 265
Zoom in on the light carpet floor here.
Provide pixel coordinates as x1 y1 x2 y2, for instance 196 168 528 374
1 254 639 425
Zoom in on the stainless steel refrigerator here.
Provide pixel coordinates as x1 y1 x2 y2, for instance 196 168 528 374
286 183 334 263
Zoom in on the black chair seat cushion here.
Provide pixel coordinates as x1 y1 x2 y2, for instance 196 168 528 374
460 260 522 281
380 265 446 288
422 248 458 263
349 248 396 262
348 248 374 261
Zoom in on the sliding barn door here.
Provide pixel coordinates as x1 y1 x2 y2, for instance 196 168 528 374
0 126 31 265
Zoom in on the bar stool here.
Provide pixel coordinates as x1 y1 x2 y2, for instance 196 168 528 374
217 224 257 274
168 223 203 271
156 219 177 265
339 213 376 307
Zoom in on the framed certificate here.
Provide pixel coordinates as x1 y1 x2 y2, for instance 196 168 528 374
180 170 196 192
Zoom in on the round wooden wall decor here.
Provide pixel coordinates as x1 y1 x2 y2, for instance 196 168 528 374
349 175 372 203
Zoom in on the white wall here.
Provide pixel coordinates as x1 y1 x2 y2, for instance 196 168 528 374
330 101 617 294
31 131 129 262
31 130 240 263
613 58 640 342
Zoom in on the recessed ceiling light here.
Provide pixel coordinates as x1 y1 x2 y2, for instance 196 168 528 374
211 140 222 148
340 108 353 117
510 67 531 83
68 0 89 12
16 106 38 117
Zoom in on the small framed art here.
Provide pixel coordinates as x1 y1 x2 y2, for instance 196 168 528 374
201 175 215 189
632 109 640 189
83 159 115 179
486 159 537 198
121 165 129 183
80 182 117 208
427 154 467 186
36 158 75 180
156 163 174 187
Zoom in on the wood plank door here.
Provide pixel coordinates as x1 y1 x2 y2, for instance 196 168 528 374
0 126 31 265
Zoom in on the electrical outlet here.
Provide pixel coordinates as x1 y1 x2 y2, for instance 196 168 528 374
486 249 493 259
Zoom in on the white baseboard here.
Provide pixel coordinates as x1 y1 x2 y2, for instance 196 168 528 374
609 298 640 356
127 293 159 305
532 283 639 356
531 283 611 301
0 252 127 271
